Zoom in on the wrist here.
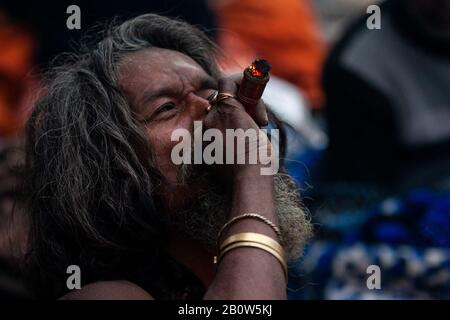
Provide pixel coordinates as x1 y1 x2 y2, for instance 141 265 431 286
233 164 274 186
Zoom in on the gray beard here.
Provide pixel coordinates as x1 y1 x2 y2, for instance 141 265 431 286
169 166 313 262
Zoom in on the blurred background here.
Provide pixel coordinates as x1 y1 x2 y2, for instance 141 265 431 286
0 0 449 299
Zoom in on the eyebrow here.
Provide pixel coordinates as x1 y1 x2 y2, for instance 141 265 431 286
139 75 218 106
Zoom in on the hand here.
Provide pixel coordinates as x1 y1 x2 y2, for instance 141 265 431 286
201 75 273 183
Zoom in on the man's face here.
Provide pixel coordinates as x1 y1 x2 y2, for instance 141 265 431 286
117 48 218 209
117 48 312 258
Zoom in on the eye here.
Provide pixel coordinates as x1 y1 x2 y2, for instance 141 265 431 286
156 103 176 115
144 103 177 122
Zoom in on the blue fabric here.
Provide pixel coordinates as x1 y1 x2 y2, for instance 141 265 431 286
287 187 450 299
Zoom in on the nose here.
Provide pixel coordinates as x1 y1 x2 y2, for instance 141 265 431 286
185 92 212 122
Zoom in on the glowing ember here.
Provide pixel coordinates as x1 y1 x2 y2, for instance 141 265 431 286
248 59 271 78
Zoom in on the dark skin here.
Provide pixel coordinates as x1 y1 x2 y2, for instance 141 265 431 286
62 48 285 300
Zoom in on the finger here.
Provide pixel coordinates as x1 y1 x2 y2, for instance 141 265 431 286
253 99 269 127
224 74 267 126
227 73 243 87
217 76 245 111
218 74 268 128
218 76 238 95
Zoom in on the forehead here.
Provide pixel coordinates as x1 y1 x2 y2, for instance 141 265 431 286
117 48 208 92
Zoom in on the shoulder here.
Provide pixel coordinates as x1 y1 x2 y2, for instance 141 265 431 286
60 280 154 300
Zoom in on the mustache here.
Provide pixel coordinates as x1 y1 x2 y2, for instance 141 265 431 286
176 138 206 186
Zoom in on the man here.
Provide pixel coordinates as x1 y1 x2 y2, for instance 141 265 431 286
24 14 312 299
323 0 450 187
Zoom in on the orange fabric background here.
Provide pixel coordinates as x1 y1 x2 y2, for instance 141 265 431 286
214 0 326 109
0 20 35 137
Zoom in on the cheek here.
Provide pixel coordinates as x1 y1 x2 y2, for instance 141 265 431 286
146 125 183 183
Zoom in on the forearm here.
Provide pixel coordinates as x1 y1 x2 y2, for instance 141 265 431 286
204 166 286 300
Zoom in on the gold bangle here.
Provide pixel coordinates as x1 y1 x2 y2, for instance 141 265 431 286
217 241 288 280
219 232 285 257
217 213 282 247
214 232 288 279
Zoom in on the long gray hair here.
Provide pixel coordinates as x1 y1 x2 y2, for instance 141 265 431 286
24 14 219 299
